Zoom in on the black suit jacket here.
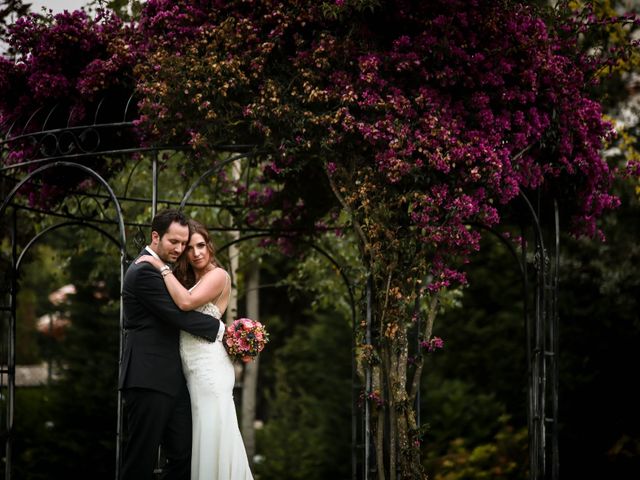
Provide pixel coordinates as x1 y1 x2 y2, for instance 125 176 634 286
118 251 221 396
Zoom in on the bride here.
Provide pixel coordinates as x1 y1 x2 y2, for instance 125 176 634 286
137 219 253 480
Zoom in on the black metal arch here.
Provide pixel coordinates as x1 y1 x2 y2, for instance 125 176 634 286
15 221 122 272
0 161 129 480
1 93 139 141
217 232 357 326
0 139 366 480
179 152 256 210
0 161 127 248
214 231 361 478
0 94 151 175
467 190 560 480
10 219 128 478
0 99 561 480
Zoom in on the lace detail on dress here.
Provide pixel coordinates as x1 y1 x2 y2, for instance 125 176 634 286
197 302 222 325
179 303 231 389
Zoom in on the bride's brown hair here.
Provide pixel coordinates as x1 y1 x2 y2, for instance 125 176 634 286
174 219 219 289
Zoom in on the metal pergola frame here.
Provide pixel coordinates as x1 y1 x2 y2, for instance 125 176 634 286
0 98 560 480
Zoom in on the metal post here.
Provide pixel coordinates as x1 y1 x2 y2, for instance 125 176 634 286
152 153 158 217
522 223 536 479
416 307 421 429
520 191 557 480
535 239 547 479
4 207 17 480
115 245 126 480
352 287 358 480
364 275 373 480
550 201 560 479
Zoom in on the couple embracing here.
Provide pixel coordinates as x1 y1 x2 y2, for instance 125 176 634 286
118 209 253 480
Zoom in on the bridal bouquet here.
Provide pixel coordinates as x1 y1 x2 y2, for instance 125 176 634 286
225 318 269 363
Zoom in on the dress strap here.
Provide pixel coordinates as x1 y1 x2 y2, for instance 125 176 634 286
188 279 201 293
213 270 230 306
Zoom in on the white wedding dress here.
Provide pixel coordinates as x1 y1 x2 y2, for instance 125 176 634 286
180 298 253 480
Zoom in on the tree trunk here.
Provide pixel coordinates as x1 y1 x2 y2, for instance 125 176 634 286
241 261 260 466
372 363 386 480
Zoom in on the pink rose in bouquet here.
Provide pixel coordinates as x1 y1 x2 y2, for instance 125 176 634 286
224 318 269 363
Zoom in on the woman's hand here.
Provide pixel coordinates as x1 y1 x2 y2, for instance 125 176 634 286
135 254 166 271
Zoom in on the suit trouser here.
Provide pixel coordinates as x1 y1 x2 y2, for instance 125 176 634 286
120 385 192 480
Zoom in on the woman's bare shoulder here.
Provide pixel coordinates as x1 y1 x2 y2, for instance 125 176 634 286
202 266 228 283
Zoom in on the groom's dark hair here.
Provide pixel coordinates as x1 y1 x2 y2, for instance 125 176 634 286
151 209 189 238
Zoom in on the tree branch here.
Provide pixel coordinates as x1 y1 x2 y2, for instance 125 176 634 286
323 161 370 258
409 291 440 401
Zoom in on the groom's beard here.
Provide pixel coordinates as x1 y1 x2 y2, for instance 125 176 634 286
152 245 181 264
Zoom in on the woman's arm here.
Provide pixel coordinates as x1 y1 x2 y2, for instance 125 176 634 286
136 255 227 311
128 264 222 340
163 267 227 310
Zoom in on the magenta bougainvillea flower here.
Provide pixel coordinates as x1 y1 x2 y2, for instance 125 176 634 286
1 1 637 288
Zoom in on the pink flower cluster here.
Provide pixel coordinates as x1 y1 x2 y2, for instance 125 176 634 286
359 389 384 407
0 9 138 206
224 318 269 363
2 0 638 293
1 9 135 125
420 336 444 353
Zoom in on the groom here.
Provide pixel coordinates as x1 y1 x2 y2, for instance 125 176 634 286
119 209 224 480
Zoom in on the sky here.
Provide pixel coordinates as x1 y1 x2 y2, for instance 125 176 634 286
28 1 90 14
0 1 90 53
